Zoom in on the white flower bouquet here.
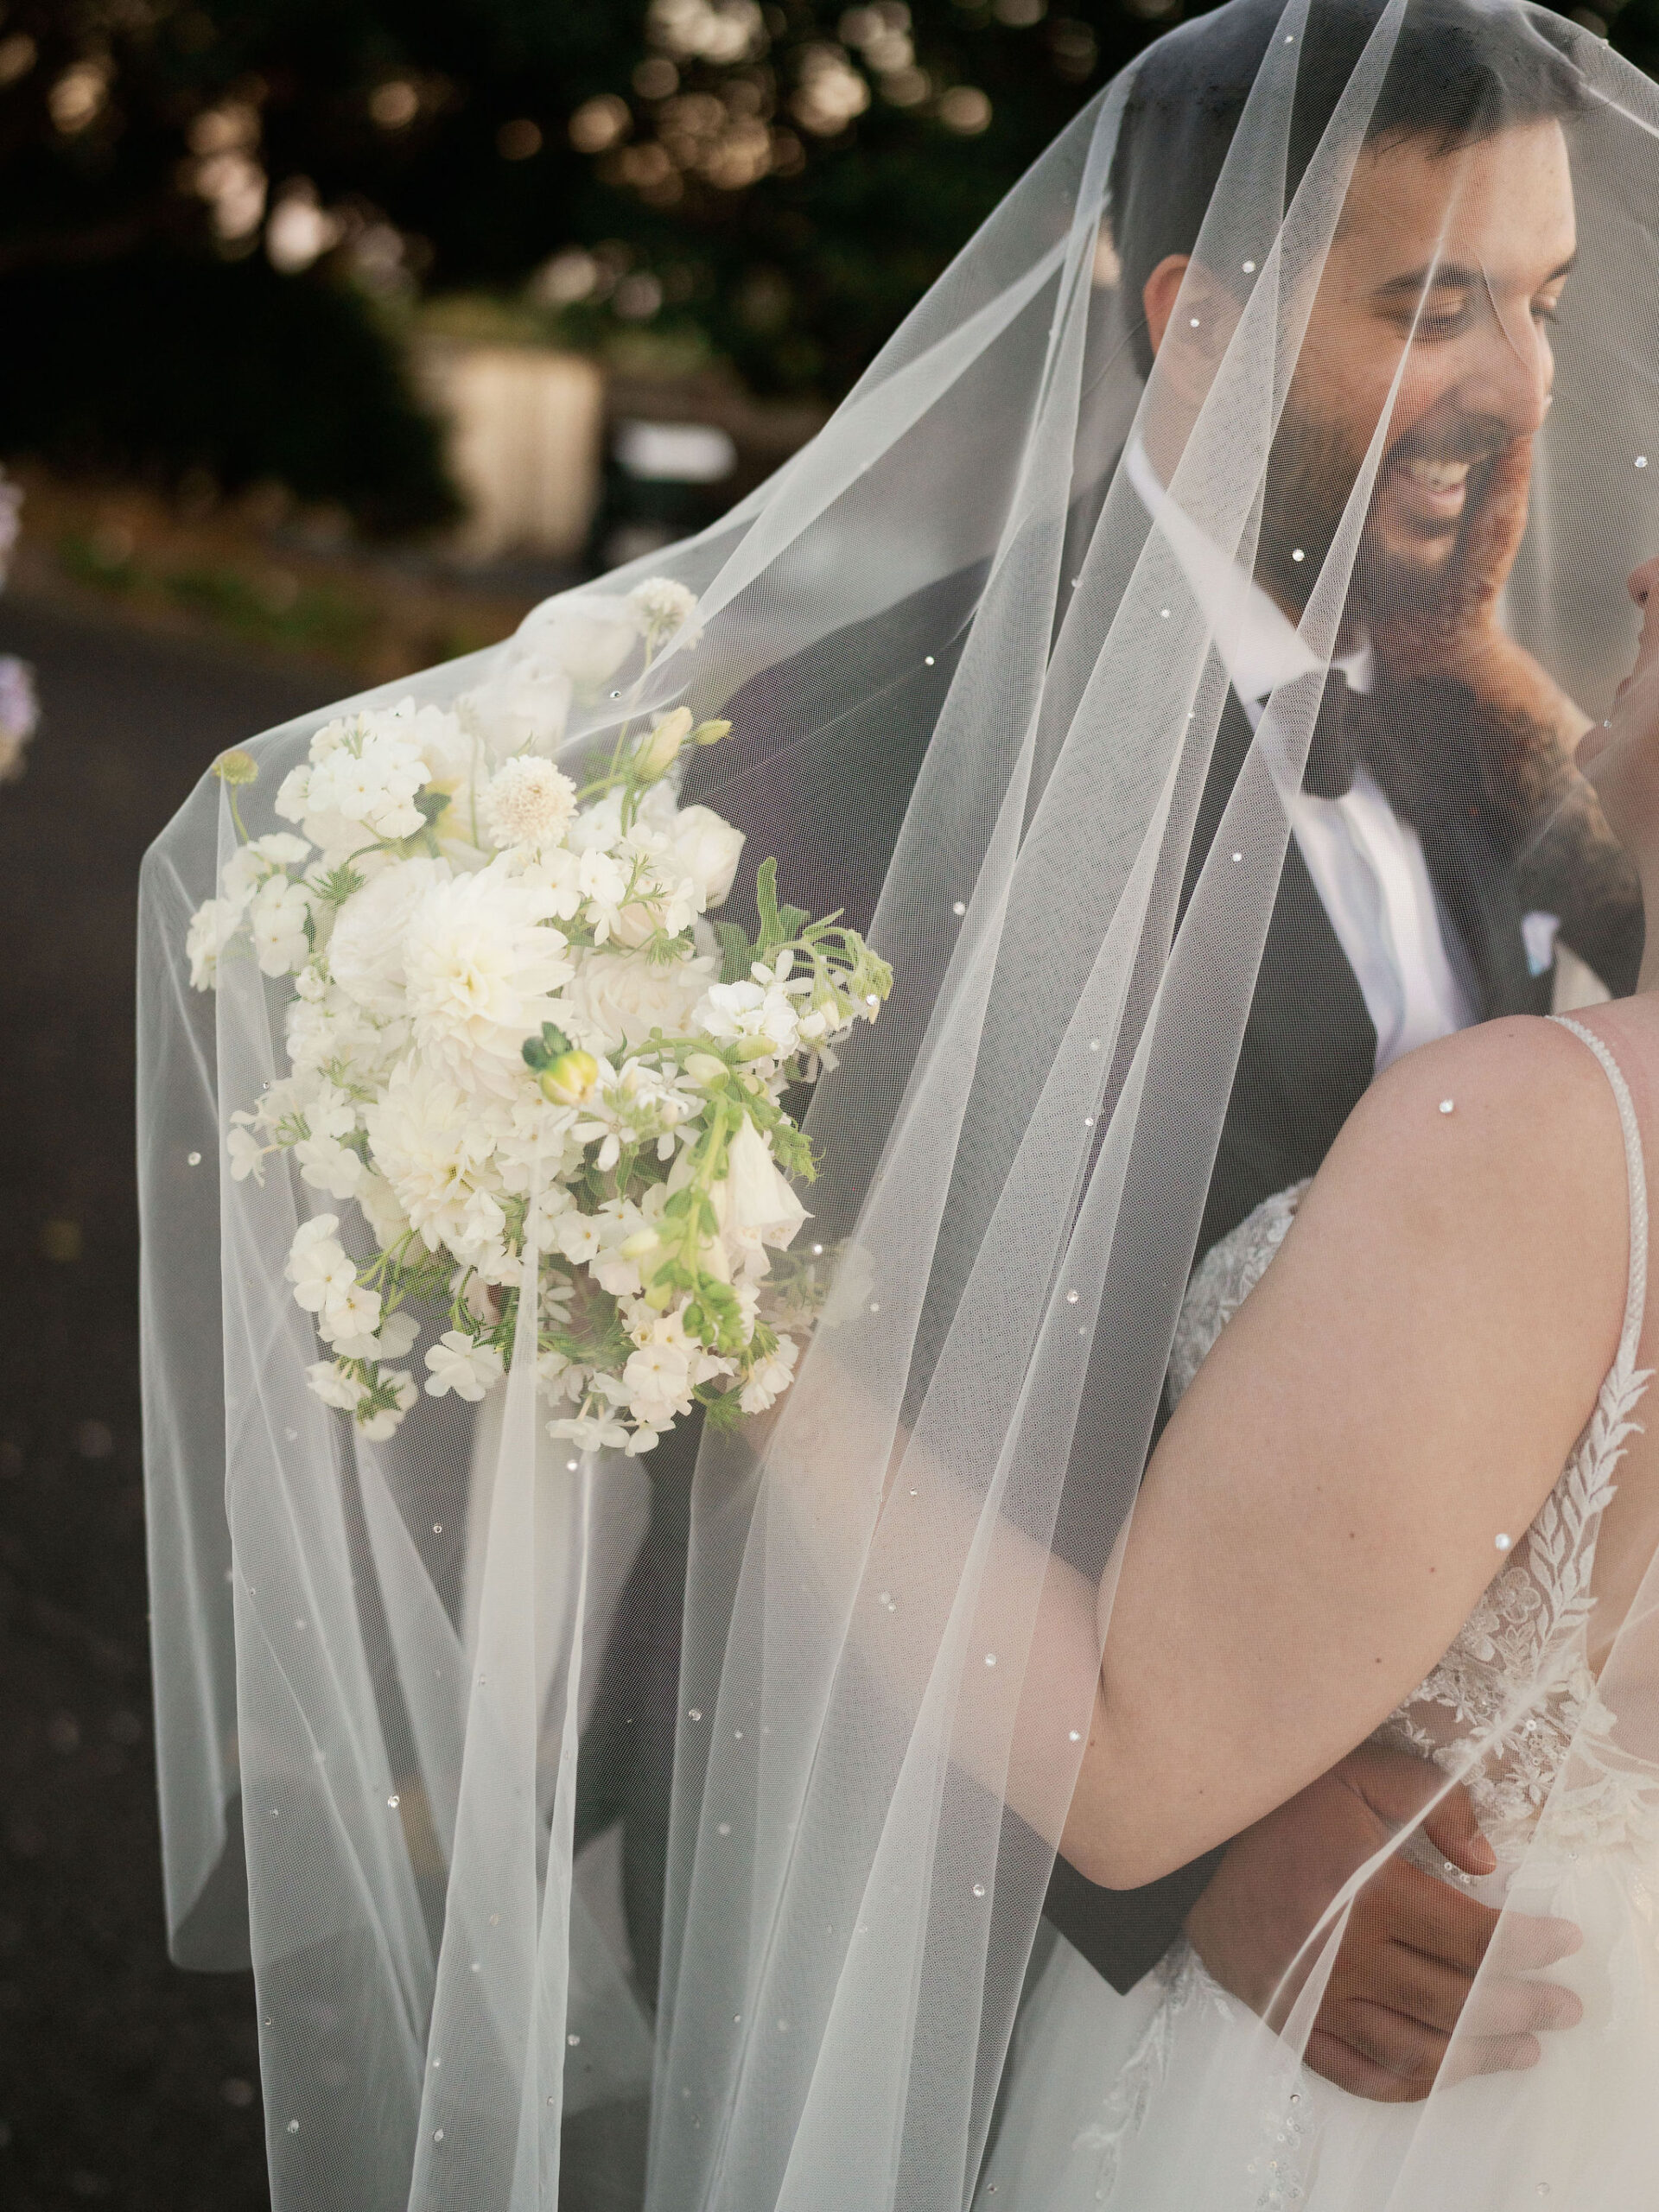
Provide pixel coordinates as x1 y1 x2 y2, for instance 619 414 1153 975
188 579 892 1452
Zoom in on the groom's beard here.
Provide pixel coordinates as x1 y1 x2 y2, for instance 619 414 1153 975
1256 393 1514 640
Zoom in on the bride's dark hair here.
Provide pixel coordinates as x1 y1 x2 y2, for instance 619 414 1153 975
1111 0 1587 378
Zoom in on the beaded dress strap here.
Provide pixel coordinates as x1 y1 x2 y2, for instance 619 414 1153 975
1551 1015 1649 1367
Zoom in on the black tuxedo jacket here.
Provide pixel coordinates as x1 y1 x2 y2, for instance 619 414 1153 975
576 593 1636 2005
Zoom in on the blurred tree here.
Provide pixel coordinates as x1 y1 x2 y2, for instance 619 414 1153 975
0 0 1619 513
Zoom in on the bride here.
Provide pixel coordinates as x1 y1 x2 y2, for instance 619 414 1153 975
976 556 1659 2209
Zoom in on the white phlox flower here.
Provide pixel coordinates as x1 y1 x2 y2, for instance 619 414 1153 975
692 968 802 1061
354 1168 411 1249
226 1118 267 1184
547 1409 631 1452
622 1339 696 1428
424 1331 505 1401
286 1217 359 1319
575 846 631 944
480 756 578 852
401 861 575 1095
306 1359 366 1411
251 874 314 977
187 896 239 991
319 1280 384 1353
276 709 429 849
221 831 311 912
740 1332 801 1415
359 1370 419 1441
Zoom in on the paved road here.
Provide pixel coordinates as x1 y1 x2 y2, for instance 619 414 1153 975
0 597 343 2212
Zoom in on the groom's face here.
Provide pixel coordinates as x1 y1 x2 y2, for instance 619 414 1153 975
1259 118 1576 616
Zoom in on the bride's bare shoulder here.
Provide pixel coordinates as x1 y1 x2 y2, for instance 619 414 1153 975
1294 1014 1634 1370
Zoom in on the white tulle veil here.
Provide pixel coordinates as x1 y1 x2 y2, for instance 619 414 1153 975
138 3 1659 2205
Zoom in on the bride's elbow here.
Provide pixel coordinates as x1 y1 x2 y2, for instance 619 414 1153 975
1059 1827 1183 1893
1058 1772 1186 1892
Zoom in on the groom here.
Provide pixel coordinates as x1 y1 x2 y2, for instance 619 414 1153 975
579 0 1642 2104
1041 0 1643 2100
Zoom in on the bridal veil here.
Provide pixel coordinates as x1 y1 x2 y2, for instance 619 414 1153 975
138 2 1659 2204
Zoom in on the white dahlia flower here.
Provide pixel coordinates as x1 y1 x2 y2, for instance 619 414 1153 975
329 857 450 1018
364 1056 505 1254
400 862 575 1095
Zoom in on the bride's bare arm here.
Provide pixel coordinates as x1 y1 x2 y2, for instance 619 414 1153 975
1065 1014 1630 1891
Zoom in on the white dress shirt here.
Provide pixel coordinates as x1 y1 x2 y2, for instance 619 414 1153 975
1124 440 1475 1072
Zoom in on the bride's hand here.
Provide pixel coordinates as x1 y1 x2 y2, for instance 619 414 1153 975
1185 1742 1583 2103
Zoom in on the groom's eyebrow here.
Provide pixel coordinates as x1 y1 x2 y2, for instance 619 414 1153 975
1371 252 1578 300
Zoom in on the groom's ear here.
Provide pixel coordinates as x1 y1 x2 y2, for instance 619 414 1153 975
1141 254 1192 357
1142 254 1241 407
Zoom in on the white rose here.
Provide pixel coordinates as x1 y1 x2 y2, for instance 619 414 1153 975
560 947 715 1054
665 805 746 911
516 593 639 690
459 649 574 758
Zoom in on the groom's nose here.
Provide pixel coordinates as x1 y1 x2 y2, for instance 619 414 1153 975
1452 293 1553 439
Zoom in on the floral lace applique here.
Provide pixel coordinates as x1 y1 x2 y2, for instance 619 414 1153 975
1168 1167 1654 1876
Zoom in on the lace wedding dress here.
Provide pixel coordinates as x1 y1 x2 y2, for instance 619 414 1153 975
977 1019 1659 2210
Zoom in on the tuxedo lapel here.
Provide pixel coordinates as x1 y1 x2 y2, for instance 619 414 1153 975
1418 804 1547 1021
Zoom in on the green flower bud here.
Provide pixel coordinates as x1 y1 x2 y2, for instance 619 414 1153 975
636 707 693 782
539 1049 601 1105
213 749 259 785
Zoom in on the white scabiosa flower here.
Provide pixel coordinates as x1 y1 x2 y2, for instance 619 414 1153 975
627 575 700 640
400 861 575 1096
423 1331 505 1401
480 757 577 852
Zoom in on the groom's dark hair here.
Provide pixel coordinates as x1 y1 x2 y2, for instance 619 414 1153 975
1110 0 1587 378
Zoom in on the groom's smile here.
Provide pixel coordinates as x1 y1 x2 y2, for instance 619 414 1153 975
1261 114 1577 613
